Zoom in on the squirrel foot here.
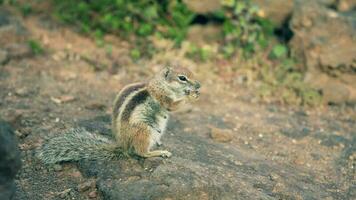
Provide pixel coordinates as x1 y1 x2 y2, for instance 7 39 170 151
142 150 172 158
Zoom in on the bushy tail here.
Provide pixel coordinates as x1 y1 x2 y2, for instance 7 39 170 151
37 128 124 164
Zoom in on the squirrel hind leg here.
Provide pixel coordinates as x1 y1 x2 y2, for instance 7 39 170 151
130 124 171 158
142 150 172 158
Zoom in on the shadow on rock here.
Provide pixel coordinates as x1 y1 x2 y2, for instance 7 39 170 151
0 119 21 200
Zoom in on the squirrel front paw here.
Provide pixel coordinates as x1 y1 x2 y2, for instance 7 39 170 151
160 150 172 158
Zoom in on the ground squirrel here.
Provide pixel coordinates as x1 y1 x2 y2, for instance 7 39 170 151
37 66 200 164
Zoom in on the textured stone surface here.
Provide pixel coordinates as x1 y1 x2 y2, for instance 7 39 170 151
0 8 28 47
0 119 21 200
76 120 342 200
290 1 356 103
183 0 221 14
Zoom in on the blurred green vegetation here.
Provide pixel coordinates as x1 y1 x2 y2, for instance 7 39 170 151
27 39 44 55
257 51 322 106
51 0 271 57
3 0 322 106
52 0 195 54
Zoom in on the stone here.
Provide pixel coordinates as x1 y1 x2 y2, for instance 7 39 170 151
337 0 356 11
15 87 30 97
0 49 8 65
77 181 93 192
252 0 294 26
0 8 29 48
5 43 32 59
209 126 233 143
187 25 221 46
290 1 356 104
183 0 221 14
73 120 340 200
88 191 97 198
53 164 63 172
0 119 21 200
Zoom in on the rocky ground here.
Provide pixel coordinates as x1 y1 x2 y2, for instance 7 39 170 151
0 5 355 200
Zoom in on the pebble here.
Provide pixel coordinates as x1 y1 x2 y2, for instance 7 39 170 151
15 87 29 97
209 126 233 143
88 191 97 198
58 188 71 199
0 49 8 64
53 164 63 172
85 102 106 110
51 95 76 104
77 181 92 192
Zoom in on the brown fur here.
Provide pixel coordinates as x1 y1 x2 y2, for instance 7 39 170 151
111 66 200 158
112 83 146 136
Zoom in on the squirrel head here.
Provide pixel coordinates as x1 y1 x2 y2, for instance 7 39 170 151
150 65 201 104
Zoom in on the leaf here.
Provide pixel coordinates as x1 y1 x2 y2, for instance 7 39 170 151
270 44 287 59
27 40 44 55
144 6 158 20
130 48 141 60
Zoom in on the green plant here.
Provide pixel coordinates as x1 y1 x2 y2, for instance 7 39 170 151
27 40 44 55
52 0 195 58
20 3 32 17
130 48 141 61
270 44 288 59
256 55 322 106
219 0 268 57
186 44 213 62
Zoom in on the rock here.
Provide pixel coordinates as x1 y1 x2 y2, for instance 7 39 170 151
209 126 233 143
290 1 356 104
0 49 8 65
15 87 30 97
75 120 338 200
5 44 32 59
88 191 97 198
251 0 337 26
337 0 356 11
183 0 221 14
57 188 71 199
0 8 29 48
252 0 294 26
187 25 221 46
0 119 21 200
15 127 31 139
322 79 352 104
53 164 63 172
85 102 107 110
50 95 76 104
4 109 23 128
77 181 93 192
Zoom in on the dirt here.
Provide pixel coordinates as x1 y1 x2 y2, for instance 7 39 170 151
0 8 355 200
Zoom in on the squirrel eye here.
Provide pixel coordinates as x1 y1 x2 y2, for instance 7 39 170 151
178 75 187 82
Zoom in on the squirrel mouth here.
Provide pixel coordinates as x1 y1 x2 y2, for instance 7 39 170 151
185 89 200 99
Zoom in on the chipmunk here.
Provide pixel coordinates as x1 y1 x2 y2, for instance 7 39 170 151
37 66 200 164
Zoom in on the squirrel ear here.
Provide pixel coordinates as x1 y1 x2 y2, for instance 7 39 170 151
162 66 171 79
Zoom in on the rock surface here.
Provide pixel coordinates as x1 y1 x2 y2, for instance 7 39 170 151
183 0 221 14
252 0 294 26
0 8 28 47
337 0 356 11
0 119 22 200
0 8 31 62
290 1 356 104
75 119 344 200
